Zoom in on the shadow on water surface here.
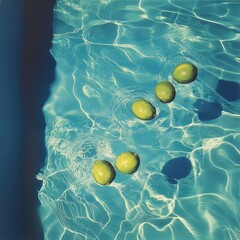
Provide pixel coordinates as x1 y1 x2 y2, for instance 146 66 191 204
193 80 240 122
216 80 240 102
193 99 223 122
162 157 192 184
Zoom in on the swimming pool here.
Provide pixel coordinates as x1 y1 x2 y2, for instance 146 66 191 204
37 0 240 239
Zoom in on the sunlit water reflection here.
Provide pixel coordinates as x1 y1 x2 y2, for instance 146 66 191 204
37 0 240 239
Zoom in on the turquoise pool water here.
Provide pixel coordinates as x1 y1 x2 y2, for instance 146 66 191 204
37 0 240 239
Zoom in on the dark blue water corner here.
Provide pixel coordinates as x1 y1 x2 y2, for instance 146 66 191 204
162 157 192 184
193 99 222 122
216 80 240 102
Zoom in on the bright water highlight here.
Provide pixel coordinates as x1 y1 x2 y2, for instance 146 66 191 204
37 0 240 239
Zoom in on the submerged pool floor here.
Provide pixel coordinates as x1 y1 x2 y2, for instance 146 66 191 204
37 0 240 239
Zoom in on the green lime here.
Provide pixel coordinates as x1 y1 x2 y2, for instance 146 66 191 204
172 62 198 84
116 152 140 174
92 160 116 185
131 99 156 120
154 81 176 103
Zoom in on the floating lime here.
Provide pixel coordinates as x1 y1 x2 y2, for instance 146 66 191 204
116 152 140 174
154 81 176 103
131 99 156 120
92 160 116 185
172 62 198 84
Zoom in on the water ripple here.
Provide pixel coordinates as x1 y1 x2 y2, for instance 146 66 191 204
38 0 240 239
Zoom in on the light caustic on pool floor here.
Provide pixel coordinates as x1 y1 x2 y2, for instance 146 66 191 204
37 0 240 239
92 62 197 186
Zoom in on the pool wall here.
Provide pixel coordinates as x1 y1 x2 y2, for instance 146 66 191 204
0 0 55 239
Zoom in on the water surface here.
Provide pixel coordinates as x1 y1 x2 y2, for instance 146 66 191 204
37 0 240 239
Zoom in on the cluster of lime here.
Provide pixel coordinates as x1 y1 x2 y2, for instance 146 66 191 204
92 62 198 185
92 152 140 185
132 62 198 120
